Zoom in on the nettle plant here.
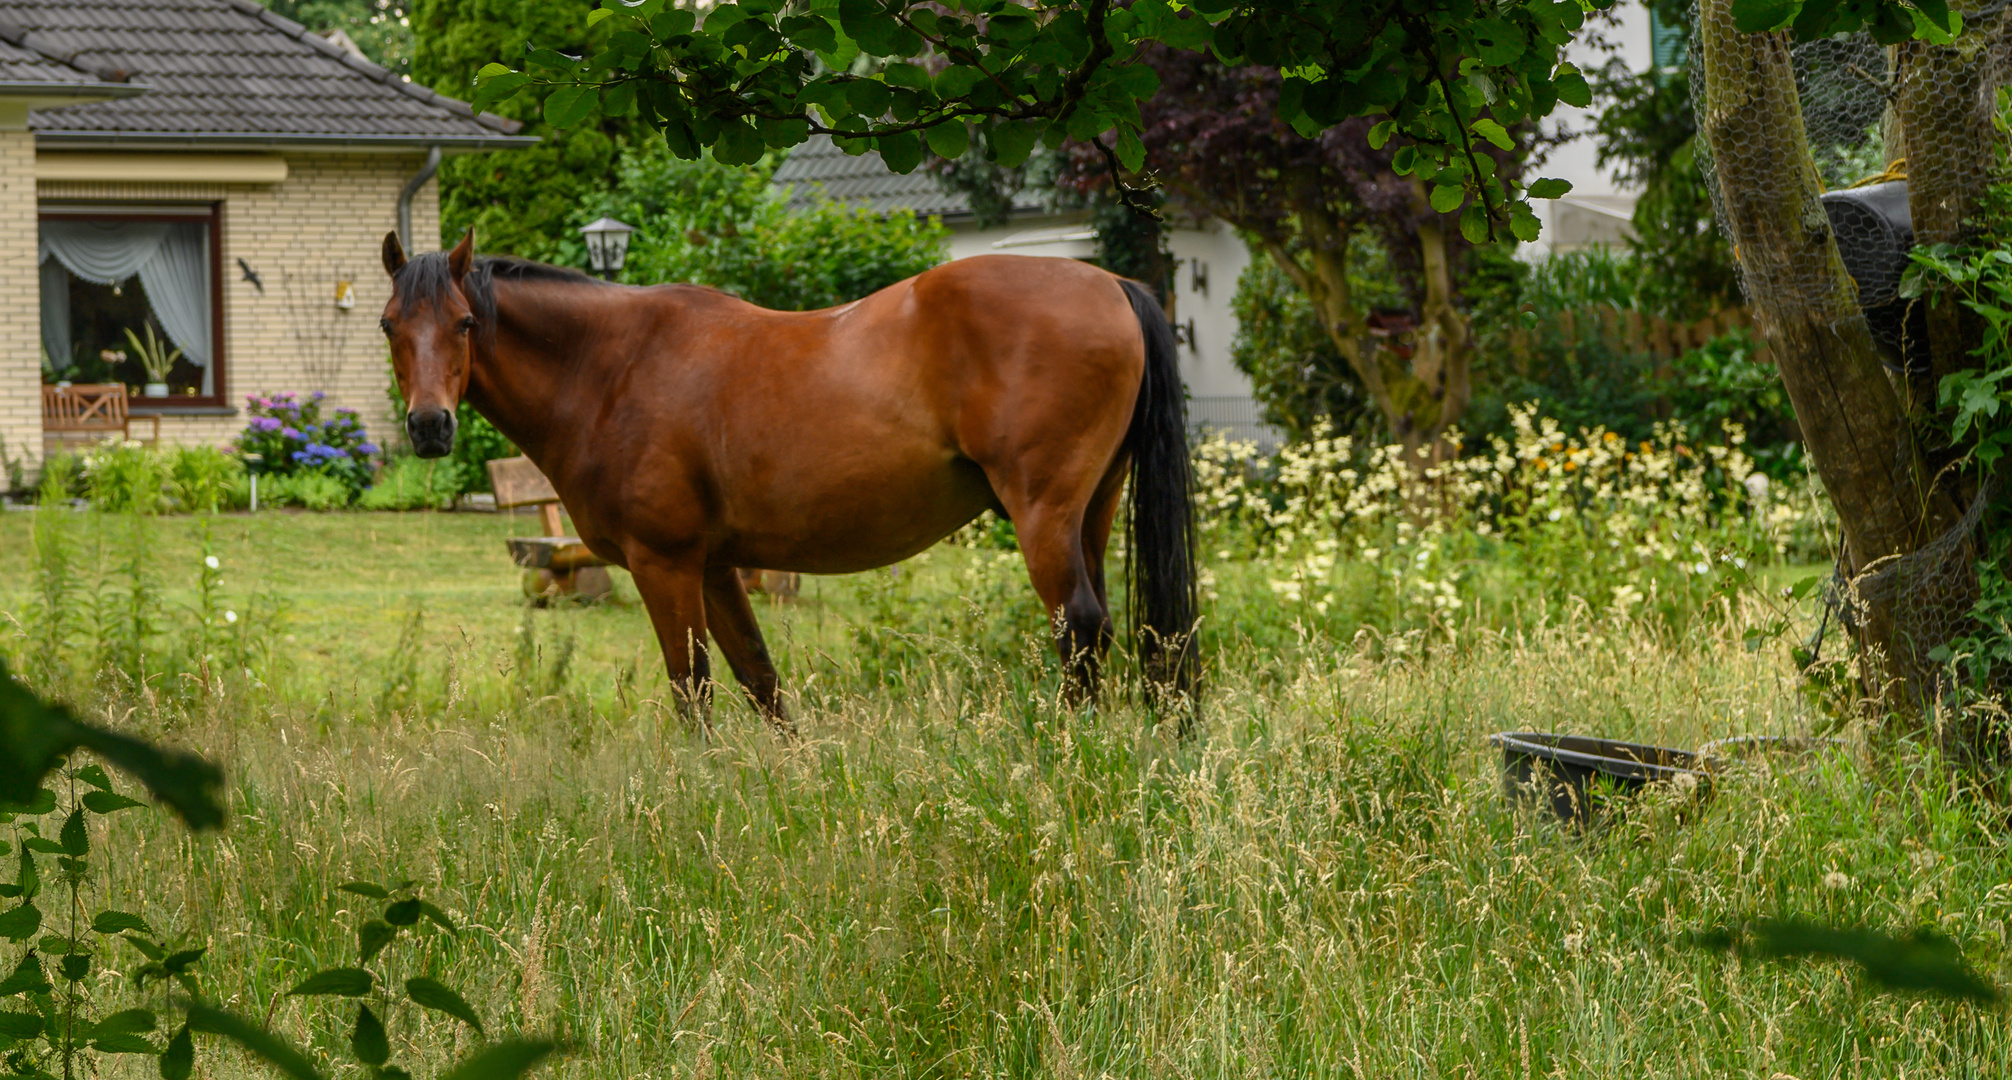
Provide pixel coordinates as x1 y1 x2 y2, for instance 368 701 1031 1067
268 881 554 1080
0 764 209 1080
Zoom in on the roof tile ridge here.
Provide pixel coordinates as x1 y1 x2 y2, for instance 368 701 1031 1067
222 0 522 137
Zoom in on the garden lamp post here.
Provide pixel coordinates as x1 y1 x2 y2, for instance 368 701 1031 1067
579 217 636 281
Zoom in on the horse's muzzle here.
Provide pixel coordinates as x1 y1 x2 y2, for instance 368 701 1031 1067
406 407 456 458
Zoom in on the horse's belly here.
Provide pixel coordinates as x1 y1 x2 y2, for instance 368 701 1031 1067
710 454 995 574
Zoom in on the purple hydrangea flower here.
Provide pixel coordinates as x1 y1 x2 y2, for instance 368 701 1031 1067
281 427 302 440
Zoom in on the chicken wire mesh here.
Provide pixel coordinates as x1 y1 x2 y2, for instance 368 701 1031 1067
1689 6 2009 695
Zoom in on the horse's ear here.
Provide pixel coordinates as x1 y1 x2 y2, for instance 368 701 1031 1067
447 230 475 281
381 231 406 277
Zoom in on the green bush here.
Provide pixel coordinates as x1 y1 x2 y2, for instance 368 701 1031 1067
358 455 464 511
80 441 175 515
260 471 350 512
168 447 249 512
604 144 948 311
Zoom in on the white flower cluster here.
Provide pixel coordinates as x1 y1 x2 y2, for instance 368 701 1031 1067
1192 404 1832 625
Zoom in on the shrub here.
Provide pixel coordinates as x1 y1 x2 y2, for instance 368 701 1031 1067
358 455 463 511
167 447 249 512
80 440 174 514
236 392 378 502
602 144 948 312
260 471 350 512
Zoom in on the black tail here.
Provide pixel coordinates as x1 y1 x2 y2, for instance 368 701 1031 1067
1118 279 1199 714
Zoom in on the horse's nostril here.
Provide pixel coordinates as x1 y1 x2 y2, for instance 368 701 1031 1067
404 408 457 457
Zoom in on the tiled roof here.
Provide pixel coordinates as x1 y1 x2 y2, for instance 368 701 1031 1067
0 0 529 145
771 134 1044 219
0 33 98 82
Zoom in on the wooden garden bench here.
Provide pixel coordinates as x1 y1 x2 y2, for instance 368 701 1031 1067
42 384 159 451
486 455 613 603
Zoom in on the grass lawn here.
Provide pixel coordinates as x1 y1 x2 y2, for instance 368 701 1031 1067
0 508 2001 1079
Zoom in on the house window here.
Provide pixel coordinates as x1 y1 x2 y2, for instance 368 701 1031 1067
38 206 225 408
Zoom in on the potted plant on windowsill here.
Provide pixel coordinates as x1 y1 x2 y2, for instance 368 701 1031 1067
124 324 181 398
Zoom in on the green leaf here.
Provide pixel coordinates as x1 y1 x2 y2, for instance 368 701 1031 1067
713 119 765 165
542 84 601 129
417 901 457 934
438 1040 560 1080
1731 0 1802 33
60 953 89 982
338 882 389 900
186 1003 328 1080
471 71 530 117
58 809 86 856
0 902 41 942
989 121 1038 168
160 1023 194 1080
22 839 62 854
351 1004 389 1068
1509 201 1542 242
1527 177 1573 200
586 7 614 27
1459 202 1492 244
846 79 891 118
1367 120 1395 149
73 765 111 791
90 1008 158 1041
383 899 422 927
163 947 206 974
406 977 485 1035
94 1033 158 1054
1429 183 1466 214
123 934 165 961
288 968 373 997
0 954 49 995
876 130 923 174
924 120 968 160
0 789 55 816
359 919 398 965
39 934 85 955
0 661 226 829
1469 118 1513 151
81 791 143 814
0 1011 41 1039
1552 70 1592 109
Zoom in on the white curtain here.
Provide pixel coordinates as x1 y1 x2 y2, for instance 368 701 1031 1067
39 220 214 393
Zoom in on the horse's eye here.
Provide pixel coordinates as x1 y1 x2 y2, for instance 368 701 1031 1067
379 317 392 336
459 316 476 333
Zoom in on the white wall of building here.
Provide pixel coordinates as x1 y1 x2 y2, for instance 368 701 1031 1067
1529 1 1656 255
941 213 1272 444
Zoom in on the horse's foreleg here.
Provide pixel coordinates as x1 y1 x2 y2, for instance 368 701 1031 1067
702 565 794 735
628 549 712 721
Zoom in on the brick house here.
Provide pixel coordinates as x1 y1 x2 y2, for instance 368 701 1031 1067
0 0 531 473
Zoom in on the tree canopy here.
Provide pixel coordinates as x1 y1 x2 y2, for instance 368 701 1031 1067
469 0 1958 246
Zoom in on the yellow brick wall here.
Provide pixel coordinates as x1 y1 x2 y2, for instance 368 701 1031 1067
37 151 442 454
0 130 41 481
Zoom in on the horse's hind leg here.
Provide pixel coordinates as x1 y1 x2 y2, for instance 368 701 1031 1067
1080 453 1129 633
1011 502 1112 702
702 565 794 734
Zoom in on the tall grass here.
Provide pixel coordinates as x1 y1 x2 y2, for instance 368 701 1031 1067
2 509 2003 1078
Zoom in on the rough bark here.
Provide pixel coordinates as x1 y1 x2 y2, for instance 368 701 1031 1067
1698 0 1963 705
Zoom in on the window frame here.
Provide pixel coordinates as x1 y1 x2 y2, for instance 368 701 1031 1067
37 203 227 412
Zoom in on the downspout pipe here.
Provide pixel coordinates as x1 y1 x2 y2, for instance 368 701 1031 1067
397 144 443 254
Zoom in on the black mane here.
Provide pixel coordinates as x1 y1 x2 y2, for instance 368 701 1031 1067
391 252 604 345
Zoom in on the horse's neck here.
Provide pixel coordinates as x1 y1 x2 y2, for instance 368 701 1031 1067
465 281 613 464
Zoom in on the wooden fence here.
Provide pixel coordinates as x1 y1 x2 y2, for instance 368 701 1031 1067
1508 304 1771 365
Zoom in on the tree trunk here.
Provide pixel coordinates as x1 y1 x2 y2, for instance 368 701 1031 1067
1698 0 1964 707
1895 1 2000 397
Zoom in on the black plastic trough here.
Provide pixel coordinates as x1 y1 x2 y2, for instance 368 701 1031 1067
1489 732 1708 826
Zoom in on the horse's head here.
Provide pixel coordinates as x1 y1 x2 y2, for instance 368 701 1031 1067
381 230 476 458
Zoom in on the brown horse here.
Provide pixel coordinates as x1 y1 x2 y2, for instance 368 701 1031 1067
379 232 1195 727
